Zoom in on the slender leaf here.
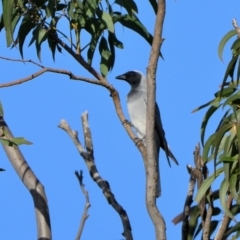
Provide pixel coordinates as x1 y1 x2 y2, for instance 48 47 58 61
36 28 48 61
101 12 114 33
148 0 157 14
222 91 240 108
195 167 223 203
220 55 238 97
18 17 36 58
201 103 221 145
0 14 4 32
115 0 138 16
192 98 220 113
230 174 238 200
219 178 235 220
99 36 111 77
0 101 4 117
218 30 237 61
202 134 215 163
3 0 13 46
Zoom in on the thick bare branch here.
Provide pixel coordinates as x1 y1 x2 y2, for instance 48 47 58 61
75 170 91 240
0 116 51 240
58 114 133 240
146 0 166 239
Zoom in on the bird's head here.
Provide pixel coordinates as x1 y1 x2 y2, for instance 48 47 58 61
115 70 146 91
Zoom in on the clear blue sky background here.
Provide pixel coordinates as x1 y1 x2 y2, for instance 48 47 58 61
0 1 239 239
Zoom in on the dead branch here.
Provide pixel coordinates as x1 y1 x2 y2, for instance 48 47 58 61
145 0 167 239
0 115 51 240
58 113 133 240
75 170 91 240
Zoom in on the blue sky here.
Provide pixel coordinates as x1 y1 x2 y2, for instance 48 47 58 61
0 1 239 239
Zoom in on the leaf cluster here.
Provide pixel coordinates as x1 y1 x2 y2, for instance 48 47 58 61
0 0 157 76
191 29 240 239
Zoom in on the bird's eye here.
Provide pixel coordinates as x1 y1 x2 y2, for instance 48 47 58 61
128 71 135 77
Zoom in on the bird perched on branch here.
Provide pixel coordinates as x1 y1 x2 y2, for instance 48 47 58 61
116 70 178 197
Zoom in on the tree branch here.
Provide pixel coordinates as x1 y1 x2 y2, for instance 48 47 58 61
146 0 166 239
214 194 233 240
58 113 133 240
0 116 51 240
181 165 196 240
75 170 91 240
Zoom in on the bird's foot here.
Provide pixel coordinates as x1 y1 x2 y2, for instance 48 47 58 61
134 137 143 147
123 119 133 127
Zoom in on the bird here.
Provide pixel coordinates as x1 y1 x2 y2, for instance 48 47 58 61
115 70 178 197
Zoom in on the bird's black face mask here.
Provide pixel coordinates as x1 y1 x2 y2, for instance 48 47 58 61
115 71 141 87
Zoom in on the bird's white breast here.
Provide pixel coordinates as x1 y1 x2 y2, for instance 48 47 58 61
127 90 147 138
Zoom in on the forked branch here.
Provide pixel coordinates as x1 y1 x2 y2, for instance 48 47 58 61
58 113 133 240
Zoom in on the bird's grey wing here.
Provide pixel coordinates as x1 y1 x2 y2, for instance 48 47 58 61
155 102 178 166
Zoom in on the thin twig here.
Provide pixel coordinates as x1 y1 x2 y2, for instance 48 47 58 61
75 170 91 240
58 113 133 240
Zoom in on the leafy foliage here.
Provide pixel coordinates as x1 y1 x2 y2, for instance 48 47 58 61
0 0 157 76
190 27 240 238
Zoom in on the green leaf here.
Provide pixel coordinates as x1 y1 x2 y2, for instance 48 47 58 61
222 91 240 108
192 98 220 113
0 136 32 146
202 134 215 163
219 178 235 220
0 14 4 32
68 2 75 19
148 0 157 14
108 32 115 71
87 33 100 65
229 174 238 200
47 36 56 61
108 31 123 48
101 12 114 33
115 0 138 16
99 36 111 77
84 0 98 17
231 38 240 55
225 223 240 238
219 55 238 97
36 28 48 61
28 26 39 47
214 123 233 168
10 137 32 145
218 30 237 61
0 101 4 117
18 17 36 58
201 103 221 145
11 9 20 36
46 0 56 18
195 167 223 203
214 84 237 99
2 0 14 46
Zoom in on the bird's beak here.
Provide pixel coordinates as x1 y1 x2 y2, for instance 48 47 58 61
115 74 127 80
